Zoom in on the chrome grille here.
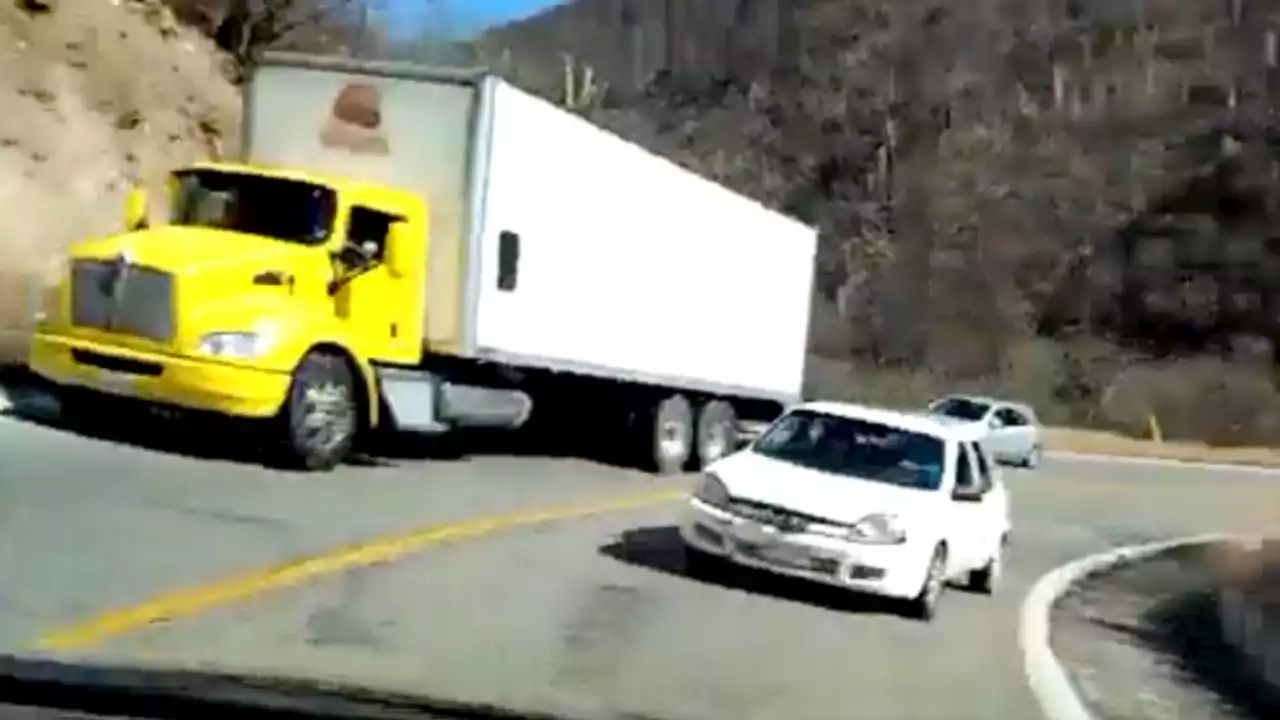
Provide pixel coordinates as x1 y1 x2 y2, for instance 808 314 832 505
70 258 175 342
728 499 828 532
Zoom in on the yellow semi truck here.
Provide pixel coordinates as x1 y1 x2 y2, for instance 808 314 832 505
27 53 818 473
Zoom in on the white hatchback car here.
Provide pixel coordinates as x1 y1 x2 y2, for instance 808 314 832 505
680 401 1011 620
927 394 1043 468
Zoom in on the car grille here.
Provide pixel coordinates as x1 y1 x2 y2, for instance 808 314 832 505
70 258 175 342
728 499 834 533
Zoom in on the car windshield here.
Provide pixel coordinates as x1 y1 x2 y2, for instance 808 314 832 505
752 409 946 490
929 396 991 422
169 169 335 245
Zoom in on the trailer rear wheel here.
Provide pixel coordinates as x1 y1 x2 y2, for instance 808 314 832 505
651 394 693 475
278 351 359 471
694 399 737 470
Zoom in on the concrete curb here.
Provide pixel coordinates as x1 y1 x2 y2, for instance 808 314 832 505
1019 533 1245 720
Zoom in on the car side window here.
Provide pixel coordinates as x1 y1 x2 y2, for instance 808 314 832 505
996 408 1025 427
346 206 391 261
954 443 977 490
969 442 994 492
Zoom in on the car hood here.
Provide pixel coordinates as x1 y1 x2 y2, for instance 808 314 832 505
710 450 939 524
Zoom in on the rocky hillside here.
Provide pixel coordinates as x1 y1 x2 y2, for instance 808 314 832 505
3 0 1278 445
482 0 1280 444
0 0 238 362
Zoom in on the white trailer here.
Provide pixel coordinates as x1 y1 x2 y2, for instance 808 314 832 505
246 53 818 472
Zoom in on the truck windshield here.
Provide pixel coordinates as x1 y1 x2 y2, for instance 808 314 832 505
170 169 336 245
753 409 945 490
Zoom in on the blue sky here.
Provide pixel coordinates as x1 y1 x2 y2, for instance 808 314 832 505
381 0 568 38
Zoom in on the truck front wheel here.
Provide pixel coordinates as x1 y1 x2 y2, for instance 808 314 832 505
279 351 359 471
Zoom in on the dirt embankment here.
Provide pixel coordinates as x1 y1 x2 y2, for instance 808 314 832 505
0 0 238 363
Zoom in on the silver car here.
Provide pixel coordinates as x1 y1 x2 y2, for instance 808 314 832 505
926 394 1042 468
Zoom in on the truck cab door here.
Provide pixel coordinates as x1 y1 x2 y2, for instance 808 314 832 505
333 205 421 363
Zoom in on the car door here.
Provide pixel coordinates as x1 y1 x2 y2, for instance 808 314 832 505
982 407 1015 462
994 406 1035 461
946 441 991 572
968 441 1008 557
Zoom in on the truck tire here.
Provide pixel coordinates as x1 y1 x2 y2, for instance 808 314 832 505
694 399 737 470
651 394 693 475
278 351 359 471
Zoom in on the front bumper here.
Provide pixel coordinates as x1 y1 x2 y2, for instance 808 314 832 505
28 332 291 418
678 498 932 600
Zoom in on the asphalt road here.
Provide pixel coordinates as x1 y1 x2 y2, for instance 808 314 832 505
1 397 1277 720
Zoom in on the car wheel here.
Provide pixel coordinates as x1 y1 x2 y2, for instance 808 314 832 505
278 351 359 471
1022 444 1042 469
693 399 737 470
966 536 1005 595
905 544 948 621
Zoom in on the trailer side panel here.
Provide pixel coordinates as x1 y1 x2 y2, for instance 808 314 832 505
472 80 817 402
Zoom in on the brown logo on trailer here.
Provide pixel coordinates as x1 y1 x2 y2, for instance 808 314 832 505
319 82 390 156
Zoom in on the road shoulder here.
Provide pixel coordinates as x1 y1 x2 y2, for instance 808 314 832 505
1050 543 1277 720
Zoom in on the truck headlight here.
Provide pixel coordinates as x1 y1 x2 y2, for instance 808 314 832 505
197 331 272 359
693 472 730 509
848 513 907 545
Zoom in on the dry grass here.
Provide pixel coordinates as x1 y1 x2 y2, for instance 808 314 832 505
0 0 238 363
1045 428 1280 468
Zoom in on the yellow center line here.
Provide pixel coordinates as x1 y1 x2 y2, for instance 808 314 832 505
32 488 686 652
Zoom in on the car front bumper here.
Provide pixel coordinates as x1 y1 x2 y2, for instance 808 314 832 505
678 498 933 600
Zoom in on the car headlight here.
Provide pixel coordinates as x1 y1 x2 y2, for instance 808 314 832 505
848 513 907 545
693 472 730 509
197 331 272 359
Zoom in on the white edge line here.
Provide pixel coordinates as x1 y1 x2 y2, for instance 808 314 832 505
1046 450 1280 475
1019 532 1250 720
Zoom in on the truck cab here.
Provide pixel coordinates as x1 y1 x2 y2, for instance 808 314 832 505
28 162 426 468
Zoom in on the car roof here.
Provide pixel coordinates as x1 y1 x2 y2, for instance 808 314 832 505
793 400 989 442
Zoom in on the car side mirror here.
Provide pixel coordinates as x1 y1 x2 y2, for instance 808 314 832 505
952 486 984 503
987 416 1003 430
124 187 149 231
384 221 409 278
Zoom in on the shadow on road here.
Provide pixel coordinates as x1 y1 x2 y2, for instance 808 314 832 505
598 524 902 617
1071 542 1280 720
3 389 281 466
1 374 644 473
1140 589 1279 718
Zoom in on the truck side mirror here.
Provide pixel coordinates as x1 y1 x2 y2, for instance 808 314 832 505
124 187 150 231
384 220 409 278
